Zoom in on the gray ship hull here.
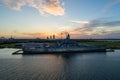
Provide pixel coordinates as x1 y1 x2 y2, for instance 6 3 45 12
23 48 106 54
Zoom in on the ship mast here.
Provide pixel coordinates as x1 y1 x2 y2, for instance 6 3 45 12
66 33 70 39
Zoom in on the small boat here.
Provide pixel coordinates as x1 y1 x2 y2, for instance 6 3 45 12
22 34 107 54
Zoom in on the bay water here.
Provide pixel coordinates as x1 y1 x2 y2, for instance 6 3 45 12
0 48 120 80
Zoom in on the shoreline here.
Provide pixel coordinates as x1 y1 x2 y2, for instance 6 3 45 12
0 41 120 49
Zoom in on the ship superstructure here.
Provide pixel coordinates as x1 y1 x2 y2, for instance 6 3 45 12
22 34 106 54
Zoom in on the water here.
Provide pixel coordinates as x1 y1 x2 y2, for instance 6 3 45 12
0 48 120 80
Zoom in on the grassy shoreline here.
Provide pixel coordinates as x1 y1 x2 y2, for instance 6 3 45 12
0 41 120 49
78 41 120 49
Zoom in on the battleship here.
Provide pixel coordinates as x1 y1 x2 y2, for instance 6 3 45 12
21 34 107 54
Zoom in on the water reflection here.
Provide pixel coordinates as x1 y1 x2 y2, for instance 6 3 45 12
19 52 107 80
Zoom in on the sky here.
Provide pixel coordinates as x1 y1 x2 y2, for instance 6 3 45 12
0 0 120 39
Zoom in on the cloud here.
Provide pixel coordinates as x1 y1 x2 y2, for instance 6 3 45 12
42 0 65 16
106 32 120 38
102 0 120 13
69 18 120 38
21 32 42 36
103 21 120 26
85 20 120 28
20 32 60 38
2 0 65 16
69 18 120 28
2 0 26 11
18 32 48 38
70 20 89 24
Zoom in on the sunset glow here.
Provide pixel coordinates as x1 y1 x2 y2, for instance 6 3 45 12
0 0 120 39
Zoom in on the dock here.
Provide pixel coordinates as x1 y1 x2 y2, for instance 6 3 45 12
12 50 23 54
106 49 114 52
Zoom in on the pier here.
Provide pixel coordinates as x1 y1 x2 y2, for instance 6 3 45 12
12 50 23 54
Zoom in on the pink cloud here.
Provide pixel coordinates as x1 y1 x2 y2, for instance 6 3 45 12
2 0 65 16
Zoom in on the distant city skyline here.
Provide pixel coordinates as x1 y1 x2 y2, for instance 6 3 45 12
0 0 120 39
